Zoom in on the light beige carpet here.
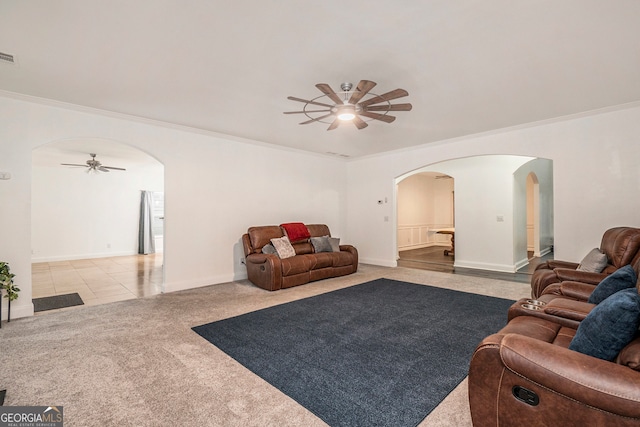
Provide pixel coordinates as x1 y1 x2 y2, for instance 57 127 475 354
0 264 529 426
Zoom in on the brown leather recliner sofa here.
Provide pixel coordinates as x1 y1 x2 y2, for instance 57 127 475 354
535 257 640 304
468 314 640 426
242 223 358 291
531 227 640 298
469 272 640 426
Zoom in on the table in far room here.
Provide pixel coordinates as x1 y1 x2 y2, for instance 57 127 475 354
434 228 455 256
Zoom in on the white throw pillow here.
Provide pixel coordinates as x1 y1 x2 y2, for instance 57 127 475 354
270 236 296 259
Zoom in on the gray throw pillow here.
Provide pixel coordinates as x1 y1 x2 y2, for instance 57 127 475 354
311 236 333 253
576 248 608 273
329 237 341 252
262 243 277 255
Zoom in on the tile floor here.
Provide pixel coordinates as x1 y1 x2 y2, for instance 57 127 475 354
31 254 163 314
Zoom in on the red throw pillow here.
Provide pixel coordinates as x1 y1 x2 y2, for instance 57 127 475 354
280 222 311 242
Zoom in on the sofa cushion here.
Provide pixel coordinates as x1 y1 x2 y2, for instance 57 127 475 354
569 287 640 361
248 225 283 252
291 241 314 255
588 264 637 304
311 236 333 253
306 224 331 238
271 236 296 259
576 248 608 272
280 222 311 242
329 251 354 267
280 255 311 276
304 253 333 270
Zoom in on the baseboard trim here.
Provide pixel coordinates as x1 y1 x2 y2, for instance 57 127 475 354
32 251 137 263
1 300 34 321
163 273 238 293
360 257 397 268
454 260 519 273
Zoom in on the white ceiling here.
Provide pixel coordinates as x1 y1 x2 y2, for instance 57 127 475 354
2 0 640 158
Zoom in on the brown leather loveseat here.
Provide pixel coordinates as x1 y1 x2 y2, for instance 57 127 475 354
242 223 358 291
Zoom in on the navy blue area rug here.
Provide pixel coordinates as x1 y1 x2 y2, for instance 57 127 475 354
193 278 514 427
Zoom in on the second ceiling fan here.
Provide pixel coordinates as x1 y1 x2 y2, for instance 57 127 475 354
61 153 126 173
285 80 412 130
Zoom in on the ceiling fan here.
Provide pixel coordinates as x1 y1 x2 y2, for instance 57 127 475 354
61 153 126 173
285 80 412 130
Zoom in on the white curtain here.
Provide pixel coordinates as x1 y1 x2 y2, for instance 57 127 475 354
138 191 156 255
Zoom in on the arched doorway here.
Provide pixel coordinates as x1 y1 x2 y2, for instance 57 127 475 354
396 172 455 268
395 155 553 275
31 139 165 312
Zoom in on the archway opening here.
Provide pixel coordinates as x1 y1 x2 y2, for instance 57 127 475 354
31 138 165 311
396 171 455 269
395 155 553 280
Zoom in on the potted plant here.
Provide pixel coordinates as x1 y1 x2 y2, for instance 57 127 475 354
0 262 19 326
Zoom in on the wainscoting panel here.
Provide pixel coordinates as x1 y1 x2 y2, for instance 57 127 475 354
398 223 454 250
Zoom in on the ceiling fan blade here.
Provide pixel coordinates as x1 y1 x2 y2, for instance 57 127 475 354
283 109 332 115
61 163 89 167
98 167 111 172
327 119 340 131
299 113 334 125
365 103 413 112
103 166 126 171
359 111 396 123
315 83 344 105
358 89 409 107
348 80 376 105
353 115 368 130
287 96 334 109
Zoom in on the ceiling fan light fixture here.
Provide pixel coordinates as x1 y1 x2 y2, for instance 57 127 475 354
337 104 356 121
285 80 411 130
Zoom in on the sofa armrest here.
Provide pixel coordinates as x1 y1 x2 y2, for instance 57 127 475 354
499 333 640 418
245 253 282 291
540 260 580 270
553 268 608 285
558 280 597 301
542 298 595 321
339 245 358 267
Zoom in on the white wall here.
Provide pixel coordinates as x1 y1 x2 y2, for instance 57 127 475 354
347 103 640 269
31 157 164 261
4 93 640 320
0 94 348 320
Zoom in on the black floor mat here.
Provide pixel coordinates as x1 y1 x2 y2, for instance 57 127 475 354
33 293 84 312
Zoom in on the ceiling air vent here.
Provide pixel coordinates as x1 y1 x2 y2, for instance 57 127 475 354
0 52 15 64
326 151 350 158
